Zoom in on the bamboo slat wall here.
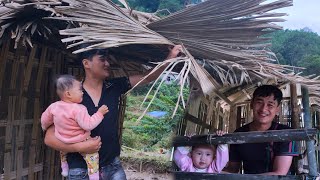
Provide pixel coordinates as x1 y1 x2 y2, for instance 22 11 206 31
0 40 72 179
178 82 230 136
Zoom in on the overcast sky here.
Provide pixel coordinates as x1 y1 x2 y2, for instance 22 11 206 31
275 0 320 34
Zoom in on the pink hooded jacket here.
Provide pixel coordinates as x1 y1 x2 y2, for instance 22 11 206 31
174 145 229 173
41 101 104 143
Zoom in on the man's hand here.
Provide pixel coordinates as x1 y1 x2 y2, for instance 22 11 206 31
75 136 102 154
129 44 183 87
44 126 102 153
166 45 183 59
98 105 109 115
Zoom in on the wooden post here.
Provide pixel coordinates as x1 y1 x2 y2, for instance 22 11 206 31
246 103 252 123
290 83 301 174
174 172 305 180
236 106 242 129
301 86 317 177
173 128 318 146
290 83 300 129
315 109 320 168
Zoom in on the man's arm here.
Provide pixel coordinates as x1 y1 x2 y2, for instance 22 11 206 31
224 161 241 173
129 45 182 87
44 126 101 154
260 156 293 175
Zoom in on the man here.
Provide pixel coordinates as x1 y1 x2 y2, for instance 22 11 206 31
226 85 298 175
44 45 182 180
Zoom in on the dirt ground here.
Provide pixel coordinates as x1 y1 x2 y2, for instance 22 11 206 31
121 150 174 180
125 170 174 180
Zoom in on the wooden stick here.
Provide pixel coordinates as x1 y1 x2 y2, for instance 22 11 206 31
173 128 318 146
174 172 304 180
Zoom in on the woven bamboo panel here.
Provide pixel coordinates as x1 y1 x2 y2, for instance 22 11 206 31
0 40 78 180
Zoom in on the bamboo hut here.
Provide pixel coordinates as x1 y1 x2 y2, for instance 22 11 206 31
0 0 320 179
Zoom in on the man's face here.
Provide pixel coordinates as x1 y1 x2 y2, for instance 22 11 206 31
251 94 280 125
84 53 110 79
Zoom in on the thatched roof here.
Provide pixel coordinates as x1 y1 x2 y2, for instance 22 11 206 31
1 0 320 108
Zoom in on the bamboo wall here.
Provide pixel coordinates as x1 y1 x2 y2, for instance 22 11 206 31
177 81 230 136
0 40 71 179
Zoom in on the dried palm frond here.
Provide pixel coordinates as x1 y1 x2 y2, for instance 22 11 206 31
148 0 292 61
52 0 172 54
121 8 161 25
145 0 294 88
0 0 62 47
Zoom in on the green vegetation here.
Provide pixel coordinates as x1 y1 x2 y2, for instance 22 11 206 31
270 30 320 76
122 82 189 151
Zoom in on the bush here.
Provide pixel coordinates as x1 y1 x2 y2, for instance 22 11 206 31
122 82 189 151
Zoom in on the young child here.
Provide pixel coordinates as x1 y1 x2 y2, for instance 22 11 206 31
174 131 229 173
41 74 109 180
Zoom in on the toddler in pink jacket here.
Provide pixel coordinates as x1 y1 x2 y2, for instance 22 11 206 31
41 75 109 180
174 131 229 173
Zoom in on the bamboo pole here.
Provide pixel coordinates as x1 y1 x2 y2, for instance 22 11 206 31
301 86 318 177
290 83 301 173
290 83 299 129
173 128 318 146
174 172 304 180
236 106 242 128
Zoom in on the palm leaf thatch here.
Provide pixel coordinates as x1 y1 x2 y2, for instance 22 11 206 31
50 0 300 88
51 0 172 53
0 0 63 47
147 0 293 86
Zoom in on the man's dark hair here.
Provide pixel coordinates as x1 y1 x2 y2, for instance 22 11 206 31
79 49 109 61
252 85 283 105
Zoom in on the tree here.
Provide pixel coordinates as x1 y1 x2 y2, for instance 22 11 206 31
112 0 185 15
271 30 320 67
127 0 160 13
298 55 320 76
158 0 185 15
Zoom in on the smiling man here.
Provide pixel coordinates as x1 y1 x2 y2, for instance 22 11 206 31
226 85 298 175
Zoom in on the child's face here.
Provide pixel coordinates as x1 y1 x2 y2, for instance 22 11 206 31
191 145 215 169
68 80 83 103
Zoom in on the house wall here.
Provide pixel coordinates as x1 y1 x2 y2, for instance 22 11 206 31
0 40 74 179
178 79 230 136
